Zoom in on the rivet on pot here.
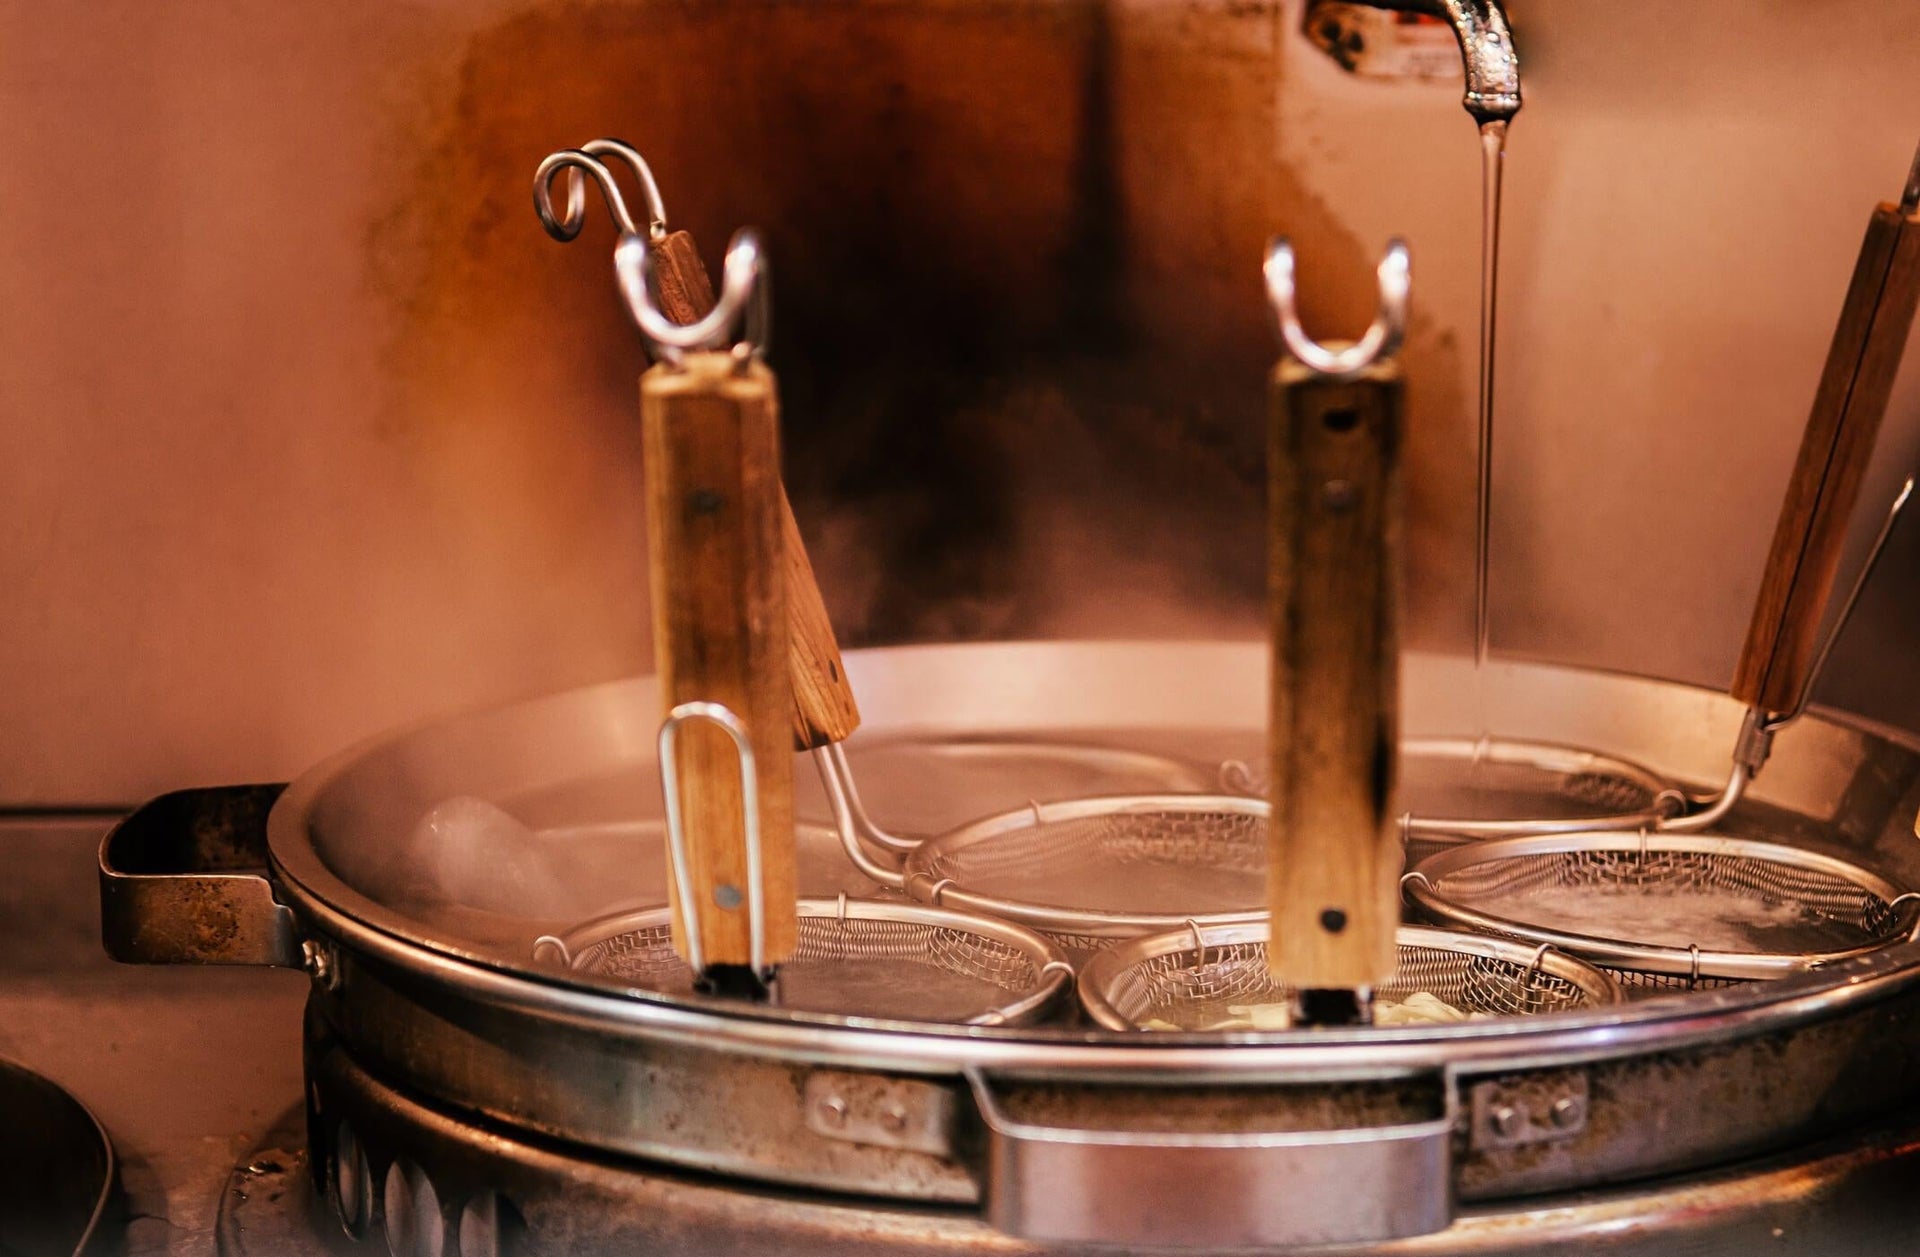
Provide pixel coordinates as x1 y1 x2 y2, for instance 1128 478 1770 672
302 940 342 992
817 1096 849 1129
1490 1104 1525 1138
1551 1095 1585 1129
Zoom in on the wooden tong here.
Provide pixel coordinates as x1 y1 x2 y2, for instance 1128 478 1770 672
1263 240 1411 1022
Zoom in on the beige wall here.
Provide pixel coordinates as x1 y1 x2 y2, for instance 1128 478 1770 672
4 0 1918 805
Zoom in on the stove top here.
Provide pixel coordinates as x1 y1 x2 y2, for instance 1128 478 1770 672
0 816 308 1255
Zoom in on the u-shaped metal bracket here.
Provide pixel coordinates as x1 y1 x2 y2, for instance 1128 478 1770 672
1265 238 1410 379
616 226 769 367
659 700 770 980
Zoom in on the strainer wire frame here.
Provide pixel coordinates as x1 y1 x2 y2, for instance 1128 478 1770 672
1079 920 1624 1032
1221 736 1689 846
534 894 1075 1027
817 747 1267 943
1396 477 1915 842
1403 831 1920 982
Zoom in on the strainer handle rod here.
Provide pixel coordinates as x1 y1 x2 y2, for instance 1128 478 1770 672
814 747 909 890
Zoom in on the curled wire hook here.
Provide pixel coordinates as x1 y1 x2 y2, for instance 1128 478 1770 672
533 141 668 243
1265 237 1411 378
616 227 769 366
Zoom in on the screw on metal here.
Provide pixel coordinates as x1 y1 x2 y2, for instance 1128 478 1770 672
1265 237 1411 379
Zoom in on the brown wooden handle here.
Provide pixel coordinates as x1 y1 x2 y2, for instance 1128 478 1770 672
1732 199 1920 714
781 492 862 748
1266 359 1403 990
643 353 797 967
651 231 860 750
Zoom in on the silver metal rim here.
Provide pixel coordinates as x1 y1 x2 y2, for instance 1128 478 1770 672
267 847 1920 1075
897 792 1269 938
1405 832 1916 980
1077 921 1624 1031
257 644 1920 1073
536 895 1073 1027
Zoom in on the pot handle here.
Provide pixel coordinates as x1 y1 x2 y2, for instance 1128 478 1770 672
98 785 302 968
966 1071 1453 1249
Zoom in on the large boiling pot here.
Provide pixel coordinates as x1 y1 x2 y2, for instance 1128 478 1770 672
100 642 1920 1254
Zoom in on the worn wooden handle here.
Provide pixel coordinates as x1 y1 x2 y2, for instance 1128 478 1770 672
643 353 797 967
1732 199 1920 714
780 492 862 748
1266 359 1403 990
650 231 860 749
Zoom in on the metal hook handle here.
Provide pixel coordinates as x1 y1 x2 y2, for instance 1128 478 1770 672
533 141 668 242
617 227 769 366
659 701 769 980
1265 238 1411 379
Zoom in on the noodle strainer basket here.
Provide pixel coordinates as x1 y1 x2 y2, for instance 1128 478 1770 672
1079 920 1622 1031
1404 832 1920 984
820 762 1270 950
536 894 1073 1026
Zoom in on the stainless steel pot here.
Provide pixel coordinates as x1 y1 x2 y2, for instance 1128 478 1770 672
100 642 1920 1252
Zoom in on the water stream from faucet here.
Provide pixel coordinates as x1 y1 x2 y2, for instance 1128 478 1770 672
1468 118 1507 768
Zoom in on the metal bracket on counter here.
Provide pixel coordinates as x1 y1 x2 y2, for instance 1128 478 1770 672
803 1070 956 1158
98 784 302 969
1469 1070 1589 1150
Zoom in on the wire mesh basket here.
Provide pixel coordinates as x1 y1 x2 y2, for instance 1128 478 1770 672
1403 833 1920 983
534 895 1073 1026
893 794 1269 951
1079 920 1622 1031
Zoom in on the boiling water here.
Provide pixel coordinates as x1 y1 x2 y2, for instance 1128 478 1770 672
1501 886 1871 956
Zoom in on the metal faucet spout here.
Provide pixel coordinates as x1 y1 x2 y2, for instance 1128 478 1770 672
1353 0 1521 124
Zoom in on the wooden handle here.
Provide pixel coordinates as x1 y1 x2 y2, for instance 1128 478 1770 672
1266 359 1403 990
1732 198 1920 714
643 353 796 966
650 231 861 750
781 491 862 748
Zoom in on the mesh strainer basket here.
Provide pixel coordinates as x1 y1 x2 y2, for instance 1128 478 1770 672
1080 921 1621 1031
877 793 1271 951
534 895 1073 1026
1404 833 1920 983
